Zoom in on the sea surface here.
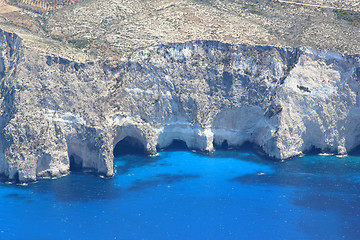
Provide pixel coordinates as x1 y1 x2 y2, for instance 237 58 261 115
0 148 360 240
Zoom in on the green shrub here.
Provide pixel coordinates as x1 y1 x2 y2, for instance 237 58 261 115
334 9 360 27
297 85 311 92
267 104 283 118
68 39 91 49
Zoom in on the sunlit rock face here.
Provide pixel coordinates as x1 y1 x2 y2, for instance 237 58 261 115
0 29 114 182
1 28 360 182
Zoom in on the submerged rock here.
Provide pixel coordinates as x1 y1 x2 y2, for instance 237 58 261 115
0 28 360 182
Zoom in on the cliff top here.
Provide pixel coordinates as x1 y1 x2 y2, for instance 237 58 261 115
0 0 359 61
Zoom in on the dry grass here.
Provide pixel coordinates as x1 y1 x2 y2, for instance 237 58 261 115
0 0 360 61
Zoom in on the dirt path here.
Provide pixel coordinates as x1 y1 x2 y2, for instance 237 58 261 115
276 0 358 12
0 4 21 14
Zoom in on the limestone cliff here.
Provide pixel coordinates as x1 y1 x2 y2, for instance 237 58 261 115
0 29 113 182
1 28 360 182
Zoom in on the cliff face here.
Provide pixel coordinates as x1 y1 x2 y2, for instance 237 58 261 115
0 29 113 182
1 29 360 182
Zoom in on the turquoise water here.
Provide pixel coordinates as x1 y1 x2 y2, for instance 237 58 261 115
0 150 360 240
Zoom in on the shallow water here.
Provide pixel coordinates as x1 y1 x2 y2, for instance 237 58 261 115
0 150 359 240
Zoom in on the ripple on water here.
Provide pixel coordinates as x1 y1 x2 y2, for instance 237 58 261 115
0 150 359 240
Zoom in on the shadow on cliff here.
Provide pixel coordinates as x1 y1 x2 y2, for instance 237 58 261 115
229 154 360 240
212 141 281 165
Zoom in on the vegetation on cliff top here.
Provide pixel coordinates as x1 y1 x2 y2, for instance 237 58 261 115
0 0 359 61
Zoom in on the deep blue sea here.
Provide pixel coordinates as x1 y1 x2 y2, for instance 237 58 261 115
1 149 360 240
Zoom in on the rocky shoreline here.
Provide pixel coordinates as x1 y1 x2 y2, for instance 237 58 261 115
1 28 360 182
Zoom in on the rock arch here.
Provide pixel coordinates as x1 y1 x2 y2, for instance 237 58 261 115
65 130 113 177
113 125 157 156
156 123 214 152
113 136 146 156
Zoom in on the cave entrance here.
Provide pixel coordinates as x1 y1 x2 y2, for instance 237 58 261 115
69 154 83 172
113 136 146 157
213 139 229 149
349 144 360 156
304 145 322 155
161 139 189 151
221 140 229 149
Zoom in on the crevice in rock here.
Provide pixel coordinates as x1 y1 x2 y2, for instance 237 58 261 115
279 47 301 84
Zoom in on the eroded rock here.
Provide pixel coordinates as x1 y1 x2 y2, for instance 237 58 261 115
1 29 360 182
